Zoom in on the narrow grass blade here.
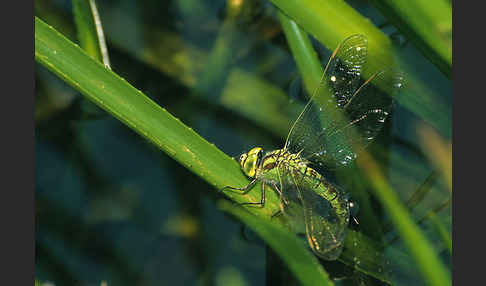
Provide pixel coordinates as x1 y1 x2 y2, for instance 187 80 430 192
418 124 452 192
356 151 451 286
270 0 395 77
72 0 111 68
369 0 452 78
277 11 322 96
35 16 274 215
428 213 452 256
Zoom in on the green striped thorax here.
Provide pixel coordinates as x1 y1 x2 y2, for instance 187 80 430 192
239 147 346 205
239 147 317 184
239 147 285 182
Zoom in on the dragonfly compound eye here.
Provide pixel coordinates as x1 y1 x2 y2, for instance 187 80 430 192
241 147 263 178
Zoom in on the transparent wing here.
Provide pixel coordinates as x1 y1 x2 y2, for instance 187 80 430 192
276 166 306 233
285 34 368 160
277 165 350 260
310 70 403 167
285 34 403 168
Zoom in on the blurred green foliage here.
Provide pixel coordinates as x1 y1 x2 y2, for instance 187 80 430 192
35 0 451 285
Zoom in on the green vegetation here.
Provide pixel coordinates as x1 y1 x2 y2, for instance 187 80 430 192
35 1 451 285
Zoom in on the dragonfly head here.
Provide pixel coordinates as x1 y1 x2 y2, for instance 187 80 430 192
239 147 264 178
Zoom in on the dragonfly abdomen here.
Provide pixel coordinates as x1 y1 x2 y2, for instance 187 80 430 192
295 165 340 203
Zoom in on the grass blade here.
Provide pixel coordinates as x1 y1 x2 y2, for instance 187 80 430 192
277 11 322 96
35 16 258 210
370 0 452 78
270 0 394 76
35 16 333 285
418 124 452 192
72 0 111 68
218 200 334 286
356 151 451 286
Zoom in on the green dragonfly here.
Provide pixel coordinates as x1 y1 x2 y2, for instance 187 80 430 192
223 34 403 260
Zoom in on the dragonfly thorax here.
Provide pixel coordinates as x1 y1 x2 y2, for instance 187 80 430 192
239 147 311 180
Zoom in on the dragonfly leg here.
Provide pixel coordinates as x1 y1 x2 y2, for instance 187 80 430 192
270 182 289 219
271 182 288 205
220 178 257 194
267 182 286 218
271 210 283 218
260 181 266 205
238 181 265 207
271 182 282 196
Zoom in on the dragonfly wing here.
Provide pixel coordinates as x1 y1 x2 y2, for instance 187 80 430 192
312 70 404 167
285 34 368 166
277 164 350 260
285 34 403 168
276 166 306 233
322 34 369 107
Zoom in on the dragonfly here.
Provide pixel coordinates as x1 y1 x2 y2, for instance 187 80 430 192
222 34 403 260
